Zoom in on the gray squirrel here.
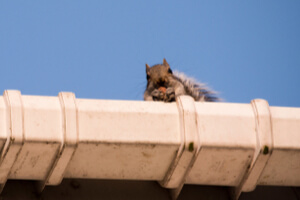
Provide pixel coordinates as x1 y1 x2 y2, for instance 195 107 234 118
144 58 219 102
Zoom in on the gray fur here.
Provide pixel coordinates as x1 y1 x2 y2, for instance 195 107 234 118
144 60 219 102
173 71 219 102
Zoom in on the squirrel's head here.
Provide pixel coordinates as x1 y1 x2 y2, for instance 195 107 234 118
146 58 173 88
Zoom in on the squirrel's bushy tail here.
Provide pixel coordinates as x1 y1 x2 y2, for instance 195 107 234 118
173 71 220 102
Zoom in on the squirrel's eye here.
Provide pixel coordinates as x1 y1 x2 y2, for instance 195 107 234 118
168 68 173 74
147 75 150 80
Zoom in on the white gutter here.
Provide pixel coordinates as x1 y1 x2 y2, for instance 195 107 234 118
0 90 299 199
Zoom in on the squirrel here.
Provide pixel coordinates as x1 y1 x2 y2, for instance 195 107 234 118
144 58 219 102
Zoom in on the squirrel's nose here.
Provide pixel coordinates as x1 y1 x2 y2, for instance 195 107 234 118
157 78 166 86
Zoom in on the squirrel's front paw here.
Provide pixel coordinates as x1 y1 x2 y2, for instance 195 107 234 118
151 89 165 101
164 88 175 102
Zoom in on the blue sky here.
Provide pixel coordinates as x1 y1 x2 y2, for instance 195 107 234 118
1 1 299 107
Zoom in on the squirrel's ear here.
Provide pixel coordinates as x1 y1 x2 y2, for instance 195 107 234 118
146 64 151 75
163 58 169 66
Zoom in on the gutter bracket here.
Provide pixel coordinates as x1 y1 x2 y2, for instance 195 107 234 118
39 92 78 191
231 99 273 200
159 96 200 200
0 90 24 193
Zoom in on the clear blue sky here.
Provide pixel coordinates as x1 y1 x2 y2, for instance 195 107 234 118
1 1 299 107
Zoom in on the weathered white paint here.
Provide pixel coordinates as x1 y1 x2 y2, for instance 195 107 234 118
0 90 299 200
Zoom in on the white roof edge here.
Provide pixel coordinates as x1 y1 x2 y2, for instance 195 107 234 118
0 90 299 200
